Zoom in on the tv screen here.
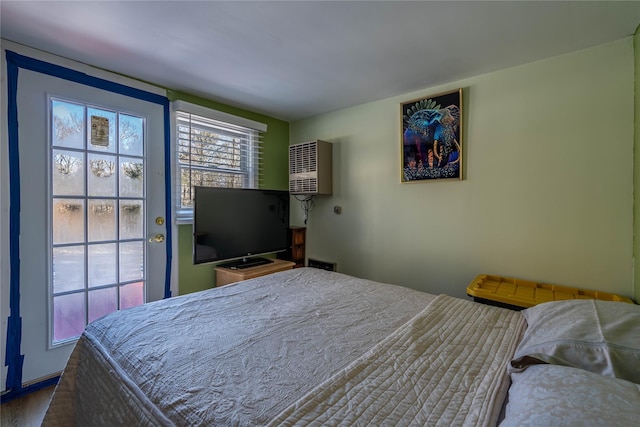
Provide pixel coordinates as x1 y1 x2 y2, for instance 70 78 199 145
193 187 290 267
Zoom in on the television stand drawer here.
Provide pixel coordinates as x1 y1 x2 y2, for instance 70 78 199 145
215 259 296 286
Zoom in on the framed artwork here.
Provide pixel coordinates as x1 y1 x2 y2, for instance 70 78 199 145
401 88 462 182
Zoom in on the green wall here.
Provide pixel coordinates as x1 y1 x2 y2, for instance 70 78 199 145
168 91 290 294
290 38 636 300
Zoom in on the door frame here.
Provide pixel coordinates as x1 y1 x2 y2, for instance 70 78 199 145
2 48 173 402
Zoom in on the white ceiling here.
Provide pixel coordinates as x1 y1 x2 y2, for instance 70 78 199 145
2 1 639 122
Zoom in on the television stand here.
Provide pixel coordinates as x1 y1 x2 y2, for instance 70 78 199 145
219 257 273 270
215 258 296 286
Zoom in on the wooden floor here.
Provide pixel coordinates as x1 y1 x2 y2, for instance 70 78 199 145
0 386 55 427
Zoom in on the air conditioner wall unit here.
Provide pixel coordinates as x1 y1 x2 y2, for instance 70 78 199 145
288 140 332 195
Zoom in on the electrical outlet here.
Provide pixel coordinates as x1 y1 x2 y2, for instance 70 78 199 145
308 259 337 271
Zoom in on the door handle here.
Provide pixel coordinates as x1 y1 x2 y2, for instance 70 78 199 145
149 233 165 243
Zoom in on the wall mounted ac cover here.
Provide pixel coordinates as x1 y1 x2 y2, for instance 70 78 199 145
288 140 332 195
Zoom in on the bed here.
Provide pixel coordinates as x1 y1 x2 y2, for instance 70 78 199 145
43 268 640 426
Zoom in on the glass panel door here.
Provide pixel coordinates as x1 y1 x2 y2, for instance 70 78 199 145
10 67 166 386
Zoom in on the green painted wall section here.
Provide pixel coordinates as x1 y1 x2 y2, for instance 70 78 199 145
290 38 636 300
168 91 290 294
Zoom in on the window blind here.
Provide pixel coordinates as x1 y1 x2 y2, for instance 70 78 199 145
172 101 266 222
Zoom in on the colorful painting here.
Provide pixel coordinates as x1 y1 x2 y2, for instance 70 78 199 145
401 89 462 182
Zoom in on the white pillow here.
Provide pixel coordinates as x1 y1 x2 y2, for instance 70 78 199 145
501 364 640 427
509 299 640 383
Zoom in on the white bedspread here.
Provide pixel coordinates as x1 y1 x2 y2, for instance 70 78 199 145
43 268 525 426
268 294 526 427
43 268 436 426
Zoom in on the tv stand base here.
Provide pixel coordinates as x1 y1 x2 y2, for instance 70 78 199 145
215 259 296 287
219 257 272 270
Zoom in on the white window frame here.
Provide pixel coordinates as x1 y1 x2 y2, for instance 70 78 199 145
172 101 266 223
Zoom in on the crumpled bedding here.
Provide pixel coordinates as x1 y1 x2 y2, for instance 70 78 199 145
43 268 524 426
43 268 436 426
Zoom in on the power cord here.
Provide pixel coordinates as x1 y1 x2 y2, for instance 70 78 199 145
294 195 315 224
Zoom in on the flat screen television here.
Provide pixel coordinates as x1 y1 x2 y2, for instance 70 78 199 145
193 186 290 268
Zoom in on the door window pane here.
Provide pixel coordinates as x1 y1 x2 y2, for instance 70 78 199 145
52 246 85 293
52 149 84 196
88 287 117 323
88 153 116 196
88 199 116 242
52 100 84 149
119 157 144 197
87 107 116 153
52 199 85 244
119 200 143 239
119 114 144 156
88 243 117 287
50 97 148 345
120 241 144 282
120 282 144 310
53 293 85 342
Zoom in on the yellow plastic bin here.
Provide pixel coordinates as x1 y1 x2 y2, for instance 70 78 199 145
467 274 634 310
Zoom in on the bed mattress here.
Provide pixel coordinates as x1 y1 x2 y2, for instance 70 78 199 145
43 268 525 426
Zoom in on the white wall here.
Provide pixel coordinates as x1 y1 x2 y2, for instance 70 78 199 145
634 28 640 302
290 38 635 299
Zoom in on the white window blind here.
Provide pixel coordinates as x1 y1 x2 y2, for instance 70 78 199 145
173 101 266 222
